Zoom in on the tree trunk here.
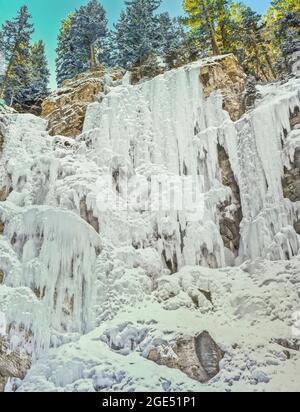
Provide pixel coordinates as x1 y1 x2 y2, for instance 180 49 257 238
203 0 221 55
90 44 97 71
0 57 14 100
211 30 221 55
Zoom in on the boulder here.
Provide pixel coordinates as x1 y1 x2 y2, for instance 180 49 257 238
148 331 224 383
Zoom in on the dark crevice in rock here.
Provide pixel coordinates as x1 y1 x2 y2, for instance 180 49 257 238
273 338 300 352
217 144 243 254
80 197 100 233
282 149 300 203
294 220 300 234
0 269 4 284
162 249 178 274
290 106 300 130
0 221 4 235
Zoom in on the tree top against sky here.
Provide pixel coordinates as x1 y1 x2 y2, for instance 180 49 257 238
0 0 271 88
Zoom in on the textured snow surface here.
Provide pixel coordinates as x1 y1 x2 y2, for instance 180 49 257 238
0 60 300 392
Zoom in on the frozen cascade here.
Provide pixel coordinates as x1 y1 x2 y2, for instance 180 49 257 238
0 56 300 390
0 204 100 335
82 59 300 266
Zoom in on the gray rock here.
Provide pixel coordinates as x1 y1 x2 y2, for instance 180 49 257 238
148 331 224 383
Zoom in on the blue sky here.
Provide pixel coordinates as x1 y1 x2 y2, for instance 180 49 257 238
0 0 271 88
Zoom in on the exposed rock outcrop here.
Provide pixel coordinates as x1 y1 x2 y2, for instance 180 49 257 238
199 54 247 121
0 338 31 392
290 106 300 130
148 331 224 383
217 145 242 253
42 68 125 138
80 197 100 233
0 187 10 202
41 70 105 137
273 338 300 352
282 148 300 202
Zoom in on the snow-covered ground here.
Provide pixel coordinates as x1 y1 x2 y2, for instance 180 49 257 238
0 59 300 392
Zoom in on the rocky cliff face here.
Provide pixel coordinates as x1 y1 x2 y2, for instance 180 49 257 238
41 68 125 137
41 70 105 137
0 55 300 392
199 54 246 121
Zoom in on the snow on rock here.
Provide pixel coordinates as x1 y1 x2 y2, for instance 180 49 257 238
0 55 300 391
13 257 300 392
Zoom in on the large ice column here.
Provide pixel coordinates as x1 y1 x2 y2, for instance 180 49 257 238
230 81 300 260
0 203 101 335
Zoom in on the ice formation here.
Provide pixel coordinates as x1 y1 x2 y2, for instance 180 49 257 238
0 56 300 391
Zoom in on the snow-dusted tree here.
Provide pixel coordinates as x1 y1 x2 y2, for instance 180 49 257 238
0 43 6 94
113 0 162 70
0 6 34 105
22 40 50 104
158 13 186 68
279 11 300 68
56 13 79 86
72 0 108 69
56 0 108 86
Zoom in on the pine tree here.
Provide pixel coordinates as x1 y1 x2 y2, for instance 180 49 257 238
72 0 108 69
265 0 300 76
278 11 300 73
158 13 186 69
0 6 34 106
228 3 276 80
113 0 162 70
0 41 6 92
183 0 231 55
23 41 50 104
56 13 79 86
56 0 108 86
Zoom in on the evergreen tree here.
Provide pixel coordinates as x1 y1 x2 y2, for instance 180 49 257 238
278 11 300 73
228 3 276 80
113 0 162 70
158 13 186 69
56 13 79 86
265 0 300 76
23 41 50 104
56 0 108 86
0 6 34 105
183 0 231 55
72 0 108 69
0 42 6 91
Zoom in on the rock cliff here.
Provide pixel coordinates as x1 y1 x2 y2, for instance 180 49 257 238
41 68 124 137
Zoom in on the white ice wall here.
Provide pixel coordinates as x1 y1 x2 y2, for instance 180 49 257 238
0 59 300 358
82 62 300 266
